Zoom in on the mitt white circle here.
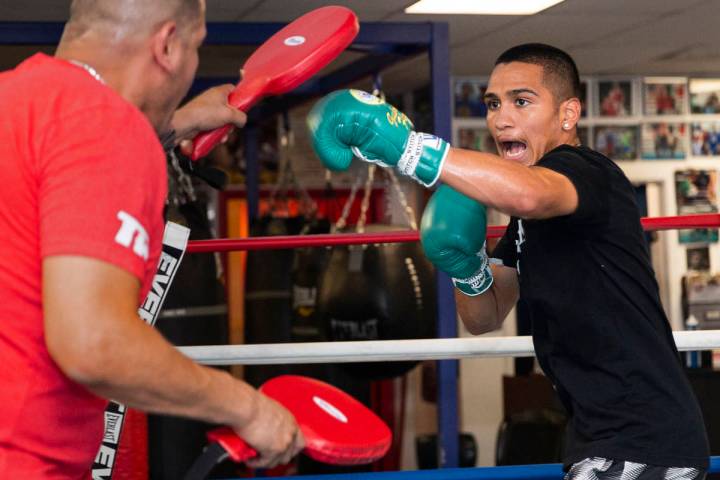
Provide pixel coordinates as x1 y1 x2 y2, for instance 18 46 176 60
284 36 306 47
312 395 348 424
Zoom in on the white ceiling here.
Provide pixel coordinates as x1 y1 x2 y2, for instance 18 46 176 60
1 0 720 92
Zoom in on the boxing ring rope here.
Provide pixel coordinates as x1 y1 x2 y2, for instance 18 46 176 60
179 330 720 365
181 211 720 366
187 213 720 253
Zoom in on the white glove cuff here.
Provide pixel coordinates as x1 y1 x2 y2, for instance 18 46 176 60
397 131 423 177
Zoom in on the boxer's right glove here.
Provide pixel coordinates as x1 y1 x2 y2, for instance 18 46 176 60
420 184 494 296
307 89 449 187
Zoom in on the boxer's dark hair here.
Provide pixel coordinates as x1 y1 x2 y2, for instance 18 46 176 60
495 43 581 103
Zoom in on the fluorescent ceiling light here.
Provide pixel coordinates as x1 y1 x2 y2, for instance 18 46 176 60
690 79 720 94
644 76 686 85
405 0 565 15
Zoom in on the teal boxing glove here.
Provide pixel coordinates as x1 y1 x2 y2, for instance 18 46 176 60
420 184 493 296
307 89 449 187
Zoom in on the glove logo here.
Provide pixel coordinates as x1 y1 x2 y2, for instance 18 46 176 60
350 89 384 106
421 133 443 151
386 107 413 129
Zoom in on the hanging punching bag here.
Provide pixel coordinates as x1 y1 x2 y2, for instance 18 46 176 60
289 218 378 478
317 225 436 380
148 156 230 480
290 218 332 343
244 214 307 387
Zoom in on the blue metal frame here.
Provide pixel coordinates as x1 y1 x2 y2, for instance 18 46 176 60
428 22 458 469
0 19 459 471
0 21 435 47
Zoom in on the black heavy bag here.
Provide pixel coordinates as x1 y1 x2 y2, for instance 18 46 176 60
149 198 230 480
290 218 332 343
317 225 437 380
244 214 307 387
289 217 370 405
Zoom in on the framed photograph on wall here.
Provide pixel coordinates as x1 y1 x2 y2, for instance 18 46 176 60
597 80 633 117
643 77 687 115
641 123 687 159
594 126 638 160
691 123 720 156
456 127 497 154
675 169 719 244
687 246 711 271
689 79 720 114
453 79 487 118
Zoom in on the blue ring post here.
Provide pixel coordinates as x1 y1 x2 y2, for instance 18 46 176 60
429 22 458 469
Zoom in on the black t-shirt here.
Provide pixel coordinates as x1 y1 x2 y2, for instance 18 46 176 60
492 145 709 469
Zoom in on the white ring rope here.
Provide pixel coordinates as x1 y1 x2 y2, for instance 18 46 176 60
179 330 720 366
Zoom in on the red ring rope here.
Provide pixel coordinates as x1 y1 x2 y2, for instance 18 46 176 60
186 213 720 253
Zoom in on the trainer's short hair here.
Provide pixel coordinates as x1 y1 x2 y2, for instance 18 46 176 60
65 0 202 40
495 43 581 103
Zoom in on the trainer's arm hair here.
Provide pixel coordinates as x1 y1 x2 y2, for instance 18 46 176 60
455 264 519 335
42 256 257 427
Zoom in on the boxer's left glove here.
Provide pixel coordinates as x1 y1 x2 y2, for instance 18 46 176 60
420 184 494 296
307 89 449 187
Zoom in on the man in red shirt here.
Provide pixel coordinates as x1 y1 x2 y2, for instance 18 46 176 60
0 0 303 477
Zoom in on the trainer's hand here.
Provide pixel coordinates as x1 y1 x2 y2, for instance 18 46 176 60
172 82 248 155
234 391 304 469
307 89 449 187
420 184 494 296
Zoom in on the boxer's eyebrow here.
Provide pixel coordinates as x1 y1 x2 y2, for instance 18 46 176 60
509 88 539 97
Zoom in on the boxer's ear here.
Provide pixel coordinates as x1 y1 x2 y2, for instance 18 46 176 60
560 97 581 131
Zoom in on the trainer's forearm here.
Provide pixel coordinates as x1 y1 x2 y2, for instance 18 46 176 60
81 315 256 428
169 107 200 143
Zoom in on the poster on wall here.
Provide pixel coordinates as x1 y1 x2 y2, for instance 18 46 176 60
456 127 497 153
594 126 638 160
691 123 720 156
641 123 687 159
597 80 633 117
643 78 687 115
689 78 720 114
675 169 719 244
454 79 487 118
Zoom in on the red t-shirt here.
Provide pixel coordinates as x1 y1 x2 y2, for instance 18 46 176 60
0 54 167 478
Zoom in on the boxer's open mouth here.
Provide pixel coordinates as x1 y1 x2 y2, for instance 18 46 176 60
500 141 527 160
